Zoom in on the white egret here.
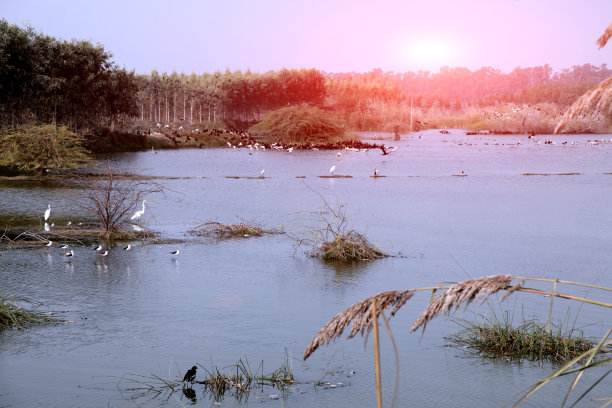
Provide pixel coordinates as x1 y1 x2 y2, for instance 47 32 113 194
44 204 51 221
260 169 265 177
44 222 50 232
131 200 147 221
329 165 336 175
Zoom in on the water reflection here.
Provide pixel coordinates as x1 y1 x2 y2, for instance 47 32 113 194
1 131 611 407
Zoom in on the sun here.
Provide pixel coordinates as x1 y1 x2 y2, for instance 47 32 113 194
407 39 452 69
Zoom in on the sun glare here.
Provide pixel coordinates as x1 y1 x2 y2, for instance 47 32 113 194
408 39 452 69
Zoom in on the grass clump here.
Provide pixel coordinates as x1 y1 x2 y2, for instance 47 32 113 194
189 221 277 239
0 296 60 330
249 104 352 144
318 231 386 261
447 315 597 363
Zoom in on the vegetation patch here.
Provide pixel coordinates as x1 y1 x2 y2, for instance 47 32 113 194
0 296 61 331
318 231 386 261
249 104 354 145
188 221 278 239
447 317 597 363
117 354 295 404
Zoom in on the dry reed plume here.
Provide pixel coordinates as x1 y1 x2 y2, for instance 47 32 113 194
554 77 612 134
303 290 414 360
555 22 612 134
410 275 522 333
597 23 612 49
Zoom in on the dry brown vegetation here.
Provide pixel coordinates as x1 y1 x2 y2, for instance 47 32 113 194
188 221 279 239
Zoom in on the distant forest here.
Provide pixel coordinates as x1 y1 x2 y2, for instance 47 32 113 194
1 20 610 132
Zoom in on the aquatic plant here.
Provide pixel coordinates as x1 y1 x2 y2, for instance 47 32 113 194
447 315 596 363
117 353 295 404
249 104 351 144
188 221 279 239
0 295 60 331
302 276 612 407
290 186 388 261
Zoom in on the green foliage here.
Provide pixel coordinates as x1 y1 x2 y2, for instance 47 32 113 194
0 19 138 130
249 105 349 144
0 124 92 175
448 314 597 363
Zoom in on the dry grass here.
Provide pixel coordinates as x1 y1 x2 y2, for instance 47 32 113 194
0 296 60 330
555 77 612 134
410 275 522 333
188 221 278 239
303 290 414 360
317 231 386 261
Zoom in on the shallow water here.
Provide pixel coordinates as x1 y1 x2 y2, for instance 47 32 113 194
1 130 611 407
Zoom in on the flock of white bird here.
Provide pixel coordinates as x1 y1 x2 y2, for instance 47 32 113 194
40 201 179 260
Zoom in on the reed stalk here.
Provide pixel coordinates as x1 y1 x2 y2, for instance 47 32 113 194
372 299 383 408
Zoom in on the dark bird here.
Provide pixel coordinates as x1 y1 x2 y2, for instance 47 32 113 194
183 366 197 383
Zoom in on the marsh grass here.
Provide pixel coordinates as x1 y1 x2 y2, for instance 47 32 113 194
117 353 295 404
0 296 61 330
188 221 279 239
447 314 596 363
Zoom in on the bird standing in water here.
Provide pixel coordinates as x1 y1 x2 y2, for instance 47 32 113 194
183 366 197 384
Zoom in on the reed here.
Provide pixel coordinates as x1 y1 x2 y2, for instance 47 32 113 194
303 290 414 360
302 275 611 407
555 77 612 134
0 295 59 330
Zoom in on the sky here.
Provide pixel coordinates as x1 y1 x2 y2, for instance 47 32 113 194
1 0 611 75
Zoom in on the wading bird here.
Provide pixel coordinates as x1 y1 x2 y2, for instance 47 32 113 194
44 204 51 221
61 244 69 249
101 250 108 257
260 169 265 177
329 165 336 175
374 168 379 176
183 366 197 384
123 245 131 251
131 200 147 221
94 245 103 252
65 250 74 257
171 250 180 256
45 241 53 247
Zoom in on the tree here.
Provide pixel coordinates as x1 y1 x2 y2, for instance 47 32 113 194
0 124 92 175
74 163 165 237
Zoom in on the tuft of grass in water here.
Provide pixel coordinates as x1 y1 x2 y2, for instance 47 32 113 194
318 231 386 261
188 221 279 239
0 296 61 331
117 352 295 404
447 313 597 364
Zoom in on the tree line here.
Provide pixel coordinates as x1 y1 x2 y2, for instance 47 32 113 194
1 19 609 133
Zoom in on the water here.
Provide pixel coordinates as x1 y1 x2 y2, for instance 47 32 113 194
1 130 611 407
